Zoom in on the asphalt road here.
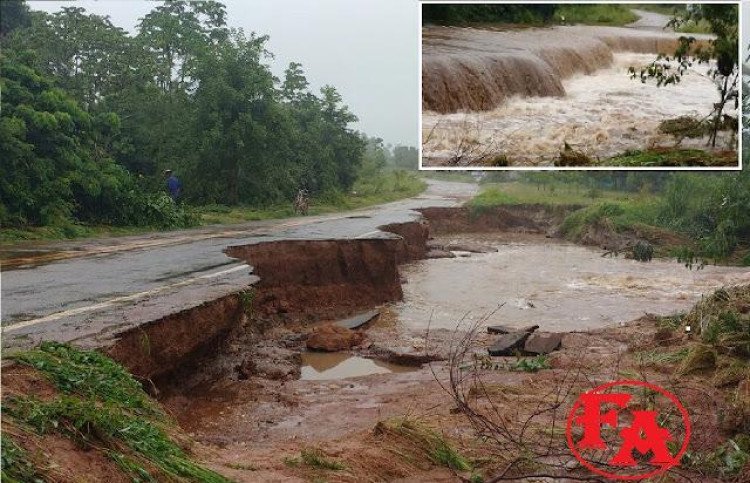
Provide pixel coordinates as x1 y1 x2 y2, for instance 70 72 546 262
1 180 477 349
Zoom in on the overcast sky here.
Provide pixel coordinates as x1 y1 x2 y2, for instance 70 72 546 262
28 0 421 147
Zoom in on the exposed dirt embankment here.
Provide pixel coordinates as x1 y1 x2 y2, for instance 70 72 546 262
420 204 577 235
226 238 404 322
105 295 244 381
101 220 429 386
378 219 430 262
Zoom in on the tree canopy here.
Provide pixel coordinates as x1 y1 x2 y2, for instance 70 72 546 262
0 0 392 229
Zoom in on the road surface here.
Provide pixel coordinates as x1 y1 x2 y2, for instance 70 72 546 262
1 180 477 350
627 9 671 31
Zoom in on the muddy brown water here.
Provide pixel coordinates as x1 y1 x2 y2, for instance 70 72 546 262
300 352 415 380
421 25 734 166
390 234 750 332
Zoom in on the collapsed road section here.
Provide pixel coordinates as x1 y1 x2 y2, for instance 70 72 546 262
0 180 473 376
4 193 750 482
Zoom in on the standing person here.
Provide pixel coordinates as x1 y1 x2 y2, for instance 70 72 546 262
164 169 182 201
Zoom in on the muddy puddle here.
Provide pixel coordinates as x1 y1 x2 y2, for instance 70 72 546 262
390 234 750 332
300 352 415 380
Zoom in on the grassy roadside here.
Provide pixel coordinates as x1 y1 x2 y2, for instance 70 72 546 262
0 171 427 244
468 181 649 209
604 149 737 168
468 181 749 265
555 4 637 26
2 342 229 482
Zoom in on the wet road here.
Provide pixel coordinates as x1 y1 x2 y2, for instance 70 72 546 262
627 9 671 31
1 180 477 349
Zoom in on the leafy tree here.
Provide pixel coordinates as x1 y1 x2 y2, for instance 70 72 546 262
0 0 31 38
392 145 419 170
630 4 739 147
0 0 380 233
137 0 229 94
191 30 276 205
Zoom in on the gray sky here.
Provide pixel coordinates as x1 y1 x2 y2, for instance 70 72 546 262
28 0 420 147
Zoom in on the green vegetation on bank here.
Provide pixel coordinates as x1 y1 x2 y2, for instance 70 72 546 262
0 169 426 242
555 4 637 26
630 286 750 477
469 171 750 264
422 3 637 26
2 342 228 482
198 170 426 225
605 148 737 167
0 0 421 242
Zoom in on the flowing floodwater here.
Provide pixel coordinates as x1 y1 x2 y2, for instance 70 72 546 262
391 234 750 332
421 25 736 166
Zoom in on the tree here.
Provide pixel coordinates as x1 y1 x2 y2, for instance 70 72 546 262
0 53 124 225
191 30 275 205
0 0 31 38
630 4 739 147
392 145 419 170
137 0 229 94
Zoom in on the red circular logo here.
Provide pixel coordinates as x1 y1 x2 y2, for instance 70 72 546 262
566 380 691 480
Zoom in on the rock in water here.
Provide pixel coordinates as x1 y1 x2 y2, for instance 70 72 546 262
488 332 531 356
523 332 563 354
307 324 364 352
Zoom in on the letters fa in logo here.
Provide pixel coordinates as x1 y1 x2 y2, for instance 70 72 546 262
566 380 691 480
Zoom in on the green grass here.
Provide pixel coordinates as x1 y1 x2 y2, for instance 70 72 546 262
468 182 647 212
379 418 472 472
510 355 550 373
558 200 661 240
1 437 45 483
284 448 346 471
3 342 229 482
0 224 147 243
635 347 690 366
200 171 425 225
604 149 737 167
674 18 712 34
555 4 637 26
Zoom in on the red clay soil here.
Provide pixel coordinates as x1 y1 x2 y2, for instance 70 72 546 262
226 239 404 322
419 205 576 235
378 219 431 262
1 363 131 483
179 316 748 482
105 294 244 381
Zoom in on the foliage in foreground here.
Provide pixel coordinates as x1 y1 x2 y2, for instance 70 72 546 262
2 341 229 482
374 418 472 472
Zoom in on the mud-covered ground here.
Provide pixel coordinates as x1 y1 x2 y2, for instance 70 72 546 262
157 234 750 482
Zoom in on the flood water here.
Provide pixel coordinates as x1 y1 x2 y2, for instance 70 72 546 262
391 234 750 332
300 352 415 380
421 26 736 166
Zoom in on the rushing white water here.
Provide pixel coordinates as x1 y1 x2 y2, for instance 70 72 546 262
421 25 737 166
423 53 736 166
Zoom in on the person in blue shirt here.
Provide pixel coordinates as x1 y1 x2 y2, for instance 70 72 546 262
164 169 182 201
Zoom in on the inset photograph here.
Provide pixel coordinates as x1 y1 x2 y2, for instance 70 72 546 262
420 3 740 168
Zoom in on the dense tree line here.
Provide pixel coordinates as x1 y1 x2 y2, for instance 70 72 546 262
0 0 406 229
422 4 556 25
